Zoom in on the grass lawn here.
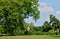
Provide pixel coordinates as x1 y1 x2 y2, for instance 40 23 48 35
0 35 60 39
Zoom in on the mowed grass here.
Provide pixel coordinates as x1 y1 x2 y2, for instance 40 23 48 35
0 35 60 39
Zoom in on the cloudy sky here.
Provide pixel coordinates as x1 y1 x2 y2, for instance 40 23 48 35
25 0 60 26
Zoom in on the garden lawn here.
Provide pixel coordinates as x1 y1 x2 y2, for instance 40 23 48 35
0 35 60 39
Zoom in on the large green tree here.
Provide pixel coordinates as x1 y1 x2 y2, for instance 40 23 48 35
0 0 40 35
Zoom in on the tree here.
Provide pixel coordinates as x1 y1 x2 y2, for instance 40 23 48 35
42 21 52 32
0 0 40 35
23 23 34 31
34 26 42 31
50 15 60 31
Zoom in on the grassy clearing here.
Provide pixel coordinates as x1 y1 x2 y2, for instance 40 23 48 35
0 35 60 39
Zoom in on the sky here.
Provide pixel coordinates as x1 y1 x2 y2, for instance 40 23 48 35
25 0 60 26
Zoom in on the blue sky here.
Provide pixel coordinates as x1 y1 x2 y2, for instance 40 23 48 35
25 0 60 26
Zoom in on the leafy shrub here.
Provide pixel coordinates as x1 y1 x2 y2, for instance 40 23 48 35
35 31 42 35
36 31 48 35
24 31 30 35
57 32 60 35
16 30 25 35
48 29 55 35
24 31 36 35
16 30 56 35
24 31 48 35
31 31 37 35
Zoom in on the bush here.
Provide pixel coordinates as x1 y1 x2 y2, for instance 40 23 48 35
16 30 25 35
16 30 56 35
31 31 38 35
35 31 43 35
25 31 49 35
36 31 48 35
48 29 55 35
24 31 28 35
40 32 48 35
57 32 60 35
24 31 36 35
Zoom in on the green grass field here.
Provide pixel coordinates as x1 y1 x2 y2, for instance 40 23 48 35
0 35 60 39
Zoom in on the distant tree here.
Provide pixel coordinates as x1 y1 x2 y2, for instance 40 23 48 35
50 15 60 31
42 21 52 32
34 26 42 31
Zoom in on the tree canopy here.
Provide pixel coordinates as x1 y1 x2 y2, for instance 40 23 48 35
0 0 40 35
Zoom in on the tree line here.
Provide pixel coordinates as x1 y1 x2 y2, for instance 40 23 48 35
23 15 60 35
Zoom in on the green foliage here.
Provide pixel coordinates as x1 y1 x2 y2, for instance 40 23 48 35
42 21 52 32
42 15 60 33
48 29 55 35
0 25 4 34
50 15 60 30
58 32 60 35
35 31 48 35
24 31 48 35
16 30 25 35
0 0 40 35
34 26 42 31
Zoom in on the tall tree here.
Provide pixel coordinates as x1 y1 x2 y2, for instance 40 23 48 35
0 0 40 35
50 15 60 30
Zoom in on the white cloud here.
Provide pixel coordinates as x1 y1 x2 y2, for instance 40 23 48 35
40 6 54 13
39 2 47 7
56 10 60 15
38 2 54 13
24 17 35 23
